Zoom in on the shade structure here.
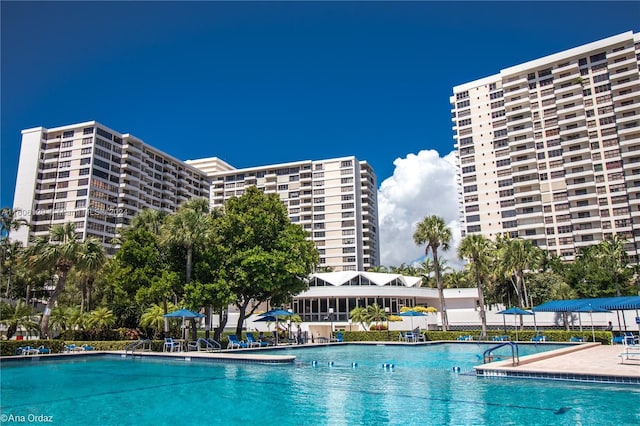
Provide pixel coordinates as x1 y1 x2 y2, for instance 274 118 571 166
533 296 637 333
497 307 535 340
572 304 612 342
532 296 640 312
398 310 427 330
163 309 205 319
259 309 295 344
163 309 205 341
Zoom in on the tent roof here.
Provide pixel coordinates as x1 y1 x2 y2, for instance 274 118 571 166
532 296 640 312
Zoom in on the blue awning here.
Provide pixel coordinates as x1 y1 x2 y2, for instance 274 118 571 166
532 296 640 312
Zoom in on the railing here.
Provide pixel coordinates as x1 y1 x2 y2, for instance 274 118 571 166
191 338 222 352
483 341 519 366
125 339 152 355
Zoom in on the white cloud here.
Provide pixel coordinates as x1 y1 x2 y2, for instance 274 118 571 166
377 149 463 271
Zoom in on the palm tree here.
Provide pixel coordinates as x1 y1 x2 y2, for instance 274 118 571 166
0 300 39 339
0 207 28 239
140 303 177 338
499 237 541 309
413 215 452 330
25 222 82 338
87 307 116 336
131 209 167 235
365 303 388 330
77 238 106 313
349 306 369 330
1 207 28 297
597 234 628 297
161 198 212 285
458 234 492 339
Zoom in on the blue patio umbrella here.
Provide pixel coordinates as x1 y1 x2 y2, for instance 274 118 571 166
399 310 427 330
572 304 611 342
164 309 205 340
497 307 535 340
259 309 295 344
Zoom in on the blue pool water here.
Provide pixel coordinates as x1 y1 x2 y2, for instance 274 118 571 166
1 344 638 425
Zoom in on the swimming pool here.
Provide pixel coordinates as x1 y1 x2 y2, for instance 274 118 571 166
1 344 638 425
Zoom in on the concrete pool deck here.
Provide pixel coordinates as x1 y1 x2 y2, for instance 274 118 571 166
474 342 640 384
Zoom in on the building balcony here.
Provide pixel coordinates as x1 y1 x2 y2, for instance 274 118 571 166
558 114 586 127
502 75 528 89
614 102 640 115
614 90 639 104
553 72 581 86
618 123 640 136
610 68 639 84
554 83 581 96
504 96 530 110
607 55 637 71
612 79 640 93
617 114 639 126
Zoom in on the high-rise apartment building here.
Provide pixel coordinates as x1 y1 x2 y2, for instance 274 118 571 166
12 121 211 253
12 121 380 270
452 31 640 261
187 157 380 271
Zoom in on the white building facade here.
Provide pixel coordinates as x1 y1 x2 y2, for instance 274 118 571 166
12 121 211 253
452 31 640 261
189 156 380 272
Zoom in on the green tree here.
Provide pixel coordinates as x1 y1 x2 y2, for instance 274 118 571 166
161 198 212 285
25 223 85 338
498 237 541 309
349 306 369 330
413 215 452 330
87 307 116 336
140 302 178 338
213 186 319 337
458 234 492 339
131 208 167 236
1 207 28 298
77 238 106 313
0 300 39 339
365 303 388 329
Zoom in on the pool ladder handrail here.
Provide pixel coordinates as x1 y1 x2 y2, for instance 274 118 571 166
483 341 519 366
194 337 222 352
125 339 152 355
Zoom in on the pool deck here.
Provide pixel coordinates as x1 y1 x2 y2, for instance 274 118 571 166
474 342 640 384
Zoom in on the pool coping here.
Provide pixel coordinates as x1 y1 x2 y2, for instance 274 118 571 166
474 343 640 385
0 350 296 365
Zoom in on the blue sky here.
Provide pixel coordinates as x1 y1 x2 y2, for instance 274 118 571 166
2 1 639 265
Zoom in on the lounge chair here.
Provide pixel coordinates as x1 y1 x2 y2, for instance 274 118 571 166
333 332 344 343
15 346 39 356
64 344 79 353
37 346 51 354
531 335 546 343
82 344 95 351
227 335 248 349
569 336 584 343
163 338 180 352
623 332 639 345
246 333 268 347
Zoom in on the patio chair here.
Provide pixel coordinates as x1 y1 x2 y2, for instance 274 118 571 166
334 332 344 343
37 345 51 354
163 338 180 352
623 332 639 345
531 335 546 343
81 344 95 351
64 344 78 353
227 335 248 349
246 333 268 347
